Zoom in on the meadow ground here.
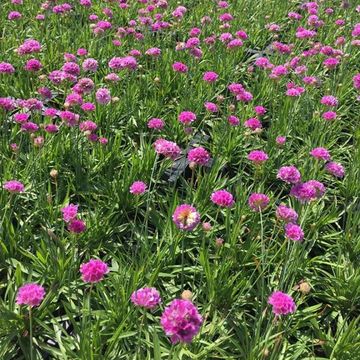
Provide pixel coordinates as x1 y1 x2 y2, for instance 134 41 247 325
0 0 360 359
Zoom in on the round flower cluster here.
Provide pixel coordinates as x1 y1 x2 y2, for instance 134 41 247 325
277 166 301 184
16 283 46 307
61 203 86 233
268 291 296 316
160 299 203 343
131 287 161 309
187 147 210 166
80 259 109 283
154 139 181 160
3 180 25 193
248 193 270 212
210 190 234 208
130 181 147 195
172 204 200 231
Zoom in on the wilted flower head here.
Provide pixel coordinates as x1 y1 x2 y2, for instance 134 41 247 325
131 287 161 309
172 204 200 231
16 283 45 307
211 190 234 207
80 259 109 283
268 291 296 316
160 299 203 343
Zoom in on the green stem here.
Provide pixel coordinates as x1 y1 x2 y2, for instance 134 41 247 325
181 236 185 291
29 306 33 360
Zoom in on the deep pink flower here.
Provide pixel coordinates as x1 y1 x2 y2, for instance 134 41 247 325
228 115 240 126
68 219 86 233
203 71 218 83
16 283 45 307
172 204 200 231
285 223 304 241
310 147 331 161
277 166 301 184
160 299 203 343
244 118 262 131
187 147 210 166
204 102 218 113
130 181 147 195
178 111 196 125
172 62 188 73
247 150 269 165
322 111 337 121
131 287 161 309
321 95 338 107
268 291 296 316
80 259 109 283
154 139 181 160
0 62 15 74
3 180 25 193
290 180 326 202
325 162 345 178
248 193 270 212
61 204 78 222
276 136 286 145
82 58 98 72
210 190 234 208
276 205 298 223
147 118 164 130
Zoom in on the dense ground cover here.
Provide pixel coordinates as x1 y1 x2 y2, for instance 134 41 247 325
0 0 360 359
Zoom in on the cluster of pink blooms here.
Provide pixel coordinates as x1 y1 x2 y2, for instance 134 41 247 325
3 180 25 193
268 291 296 316
16 283 46 307
210 190 234 208
130 181 147 195
172 204 200 231
131 287 161 309
61 203 86 233
80 259 109 283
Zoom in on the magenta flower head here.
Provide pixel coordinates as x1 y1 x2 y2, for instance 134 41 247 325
290 180 326 203
131 287 161 309
321 95 338 107
147 118 165 130
95 88 111 105
285 223 304 241
68 219 86 233
16 283 45 307
247 150 269 165
203 71 218 83
248 193 270 212
277 166 301 184
172 62 188 73
211 190 234 208
178 111 196 125
160 299 203 343
61 204 78 222
276 136 286 146
130 181 147 195
325 162 345 178
172 204 200 231
310 147 331 161
268 291 296 316
187 147 210 166
154 139 181 160
3 180 25 193
276 205 298 223
80 259 109 283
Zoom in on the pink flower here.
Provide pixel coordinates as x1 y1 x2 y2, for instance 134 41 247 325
0 62 15 74
204 102 218 113
160 299 203 343
172 62 188 73
16 283 45 307
310 147 331 161
285 223 304 241
80 259 109 283
172 204 200 231
322 111 337 121
321 95 338 107
3 180 25 193
82 58 98 72
131 287 161 309
244 118 262 131
277 166 301 184
147 118 164 130
130 181 147 195
96 88 111 105
353 74 360 90
178 111 196 125
203 71 218 83
61 203 78 222
108 56 137 71
145 47 161 57
154 139 181 160
323 57 339 69
79 121 97 132
248 193 270 212
290 180 326 202
21 122 39 133
268 291 296 316
276 136 286 145
325 162 345 178
276 205 298 223
228 115 240 126
254 106 266 116
210 190 234 208
68 219 86 233
247 150 269 165
187 147 210 166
